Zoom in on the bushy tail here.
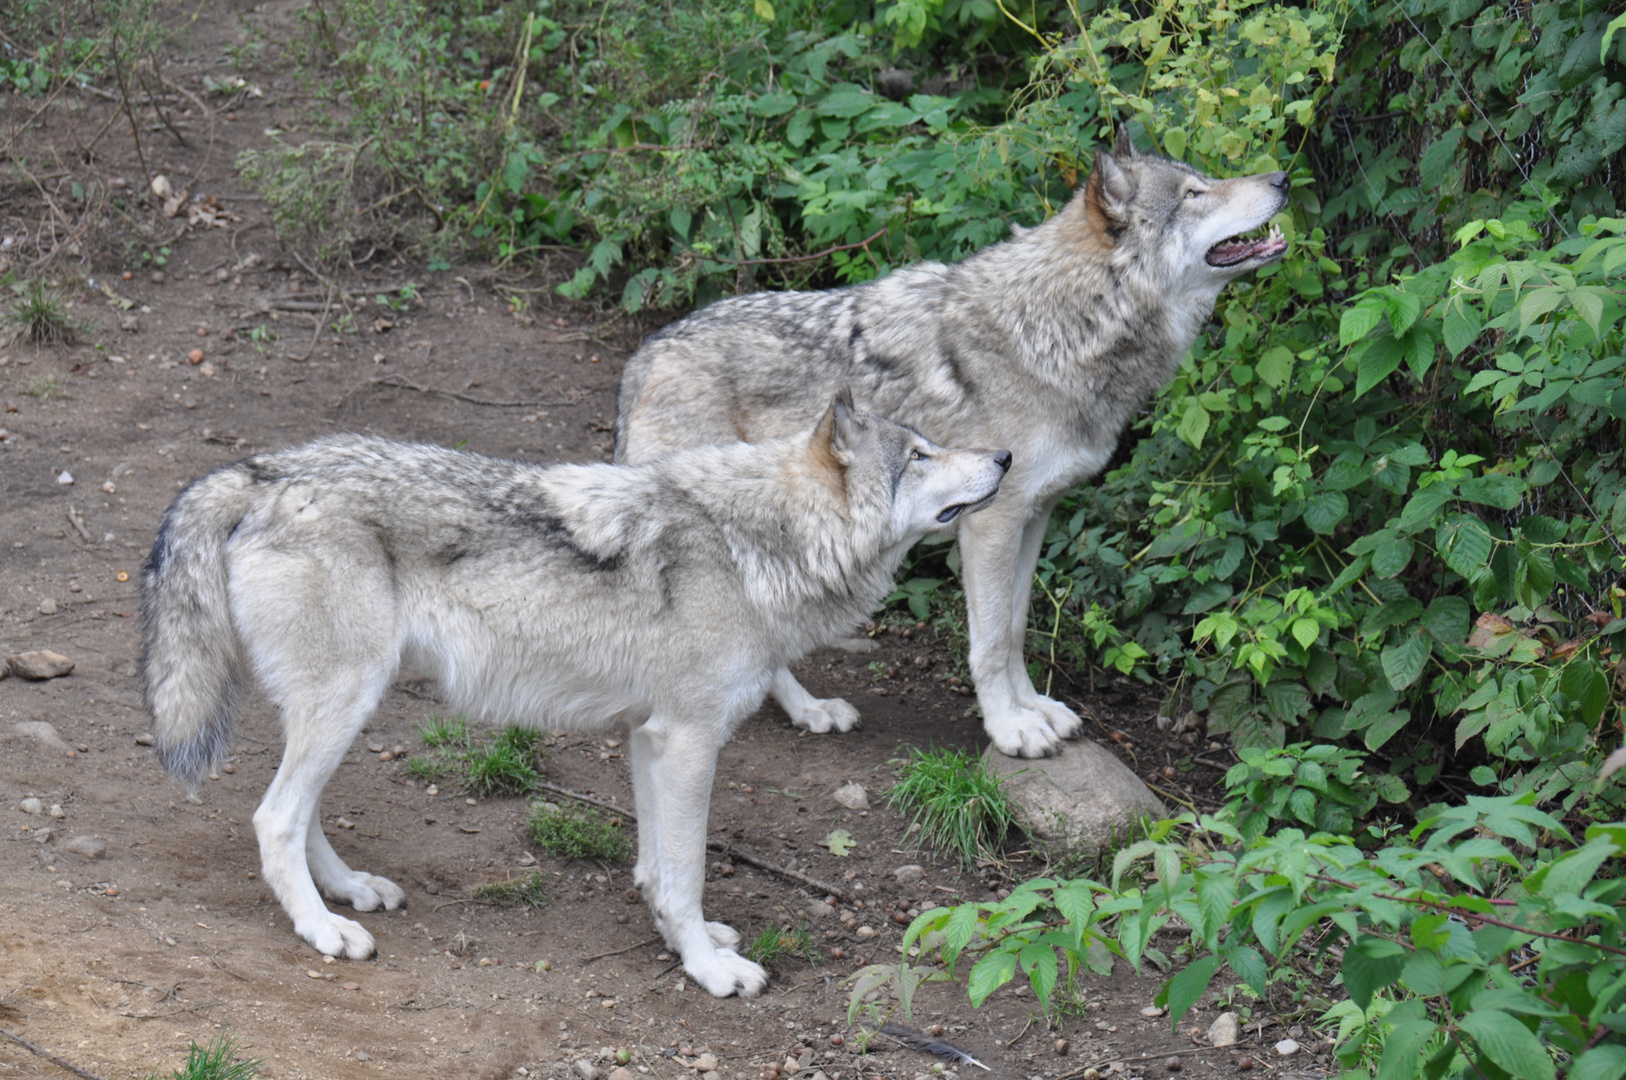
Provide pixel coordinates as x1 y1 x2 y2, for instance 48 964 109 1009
140 463 257 792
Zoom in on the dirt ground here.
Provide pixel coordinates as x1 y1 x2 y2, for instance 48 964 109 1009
0 5 1334 1079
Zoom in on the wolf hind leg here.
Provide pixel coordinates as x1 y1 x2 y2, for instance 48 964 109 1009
770 667 860 734
306 811 407 913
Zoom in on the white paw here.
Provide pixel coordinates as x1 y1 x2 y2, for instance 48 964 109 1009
296 912 376 960
319 871 406 912
706 921 741 950
632 861 655 892
788 695 861 734
684 946 768 998
1027 693 1084 740
984 706 1065 758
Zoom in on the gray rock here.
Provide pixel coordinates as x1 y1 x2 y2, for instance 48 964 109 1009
1208 1012 1240 1048
38 597 58 615
134 732 155 746
805 900 835 920
607 1069 635 1080
831 782 869 810
981 740 1166 854
574 1059 600 1080
63 835 106 858
19 797 43 815
6 651 75 680
893 864 925 883
1274 1038 1299 1057
12 720 72 751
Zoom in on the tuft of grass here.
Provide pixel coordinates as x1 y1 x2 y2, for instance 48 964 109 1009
526 801 630 861
142 1033 262 1080
6 280 86 346
743 922 819 969
24 370 67 399
473 869 552 909
408 717 546 794
887 745 1021 869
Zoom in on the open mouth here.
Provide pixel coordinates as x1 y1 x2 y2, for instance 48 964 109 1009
937 490 999 524
1206 222 1287 268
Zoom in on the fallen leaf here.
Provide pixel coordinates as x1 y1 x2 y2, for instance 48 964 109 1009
820 828 855 857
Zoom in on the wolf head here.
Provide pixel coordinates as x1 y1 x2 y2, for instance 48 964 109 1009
808 389 1011 539
1078 124 1289 294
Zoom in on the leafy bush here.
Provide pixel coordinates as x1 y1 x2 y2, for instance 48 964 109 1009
872 797 1626 1075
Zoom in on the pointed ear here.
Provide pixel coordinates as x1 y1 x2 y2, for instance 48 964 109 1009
830 387 862 452
1089 149 1136 222
1113 122 1136 160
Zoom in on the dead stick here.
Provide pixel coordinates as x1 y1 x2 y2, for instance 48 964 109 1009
0 1026 107 1080
532 781 849 902
580 935 662 964
368 375 574 409
292 285 335 363
65 506 93 543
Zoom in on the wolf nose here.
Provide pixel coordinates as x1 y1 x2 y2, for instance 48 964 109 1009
993 450 1012 473
1268 171 1289 192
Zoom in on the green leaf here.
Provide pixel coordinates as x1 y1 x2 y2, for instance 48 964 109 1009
1459 475 1524 510
1437 514 1494 578
1382 632 1432 691
1257 346 1294 388
1291 617 1321 650
1571 1045 1626 1080
1363 708 1411 751
1458 1009 1555 1080
753 0 775 20
1304 492 1350 535
1156 955 1220 1033
966 948 1016 1007
1177 399 1211 449
1387 290 1422 336
1376 1018 1440 1080
1223 944 1268 996
819 828 855 857
1421 596 1471 645
1372 536 1415 578
1342 935 1407 1012
1355 334 1404 397
1399 485 1454 532
1340 295 1387 346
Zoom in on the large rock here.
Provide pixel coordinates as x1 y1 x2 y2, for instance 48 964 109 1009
6 651 75 680
982 739 1166 853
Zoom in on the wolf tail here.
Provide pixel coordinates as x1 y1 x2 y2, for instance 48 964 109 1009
140 462 259 792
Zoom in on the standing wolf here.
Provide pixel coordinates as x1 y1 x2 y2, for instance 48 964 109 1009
616 129 1289 757
141 402 1009 997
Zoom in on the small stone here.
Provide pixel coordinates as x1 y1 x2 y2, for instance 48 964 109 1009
57 471 73 485
63 835 107 858
38 597 58 615
574 1059 601 1080
367 742 384 753
151 271 166 285
1054 1039 1069 1055
608 1070 635 1080
188 349 204 364
49 804 64 818
341 982 360 991
19 797 43 815
831 782 869 810
694 1054 718 1072
135 733 155 746
1140 1005 1165 1018
1164 1058 1181 1073
854 925 876 940
893 864 925 883
1273 1039 1299 1057
806 901 835 921
7 651 75 679
355 1051 371 1061
13 721 72 750
1207 1012 1240 1048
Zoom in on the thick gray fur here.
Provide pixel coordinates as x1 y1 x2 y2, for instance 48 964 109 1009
616 129 1289 757
140 410 1008 997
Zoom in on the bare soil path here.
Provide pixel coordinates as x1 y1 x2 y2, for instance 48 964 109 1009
0 5 1323 1079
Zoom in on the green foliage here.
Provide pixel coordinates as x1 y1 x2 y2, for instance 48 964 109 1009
473 869 552 909
526 801 631 862
1223 743 1406 842
407 718 546 795
141 1033 261 1080
743 921 820 968
887 746 1020 868
6 280 83 346
883 798 1626 1067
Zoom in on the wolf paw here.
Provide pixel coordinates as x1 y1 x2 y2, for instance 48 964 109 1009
297 912 377 960
788 695 861 734
984 707 1065 758
319 870 407 912
706 921 741 950
684 947 768 998
1026 694 1083 740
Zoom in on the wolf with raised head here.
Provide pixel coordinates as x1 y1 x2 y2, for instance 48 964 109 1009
616 127 1289 757
140 401 1009 997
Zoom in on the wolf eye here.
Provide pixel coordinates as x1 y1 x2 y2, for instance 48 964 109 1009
909 449 926 461
1185 189 1201 199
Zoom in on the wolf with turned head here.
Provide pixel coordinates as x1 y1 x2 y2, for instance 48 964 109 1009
615 126 1290 757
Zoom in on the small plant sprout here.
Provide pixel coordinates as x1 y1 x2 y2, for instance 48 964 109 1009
526 801 630 861
887 746 1021 868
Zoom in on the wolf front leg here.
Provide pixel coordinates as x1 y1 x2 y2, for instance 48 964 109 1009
957 500 1080 757
635 713 766 998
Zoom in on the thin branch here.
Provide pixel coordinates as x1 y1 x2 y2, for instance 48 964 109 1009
580 935 662 964
727 225 889 268
0 1027 107 1080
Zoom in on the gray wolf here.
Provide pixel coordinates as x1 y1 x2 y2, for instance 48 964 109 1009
616 128 1288 758
140 400 1008 997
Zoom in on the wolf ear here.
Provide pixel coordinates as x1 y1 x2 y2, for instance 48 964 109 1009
1090 148 1137 222
830 387 862 452
1113 122 1136 161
